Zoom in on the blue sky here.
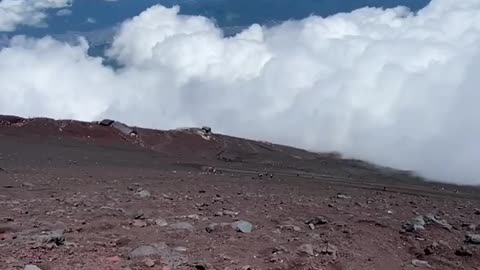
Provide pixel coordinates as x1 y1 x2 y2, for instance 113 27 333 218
12 0 430 37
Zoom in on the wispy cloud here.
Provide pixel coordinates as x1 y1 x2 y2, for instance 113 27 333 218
0 0 72 31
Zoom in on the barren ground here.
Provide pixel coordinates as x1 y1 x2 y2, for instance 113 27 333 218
1 116 479 270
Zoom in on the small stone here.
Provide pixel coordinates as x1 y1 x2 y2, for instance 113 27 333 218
223 210 239 217
279 224 302 232
411 259 431 268
474 208 480 215
297 244 314 256
232 221 253 233
403 216 426 232
465 234 480 244
424 214 452 231
424 246 434 255
306 216 328 226
455 246 473 257
33 229 65 246
24 265 42 270
135 189 151 198
186 214 200 220
467 224 477 231
205 222 231 233
170 222 195 232
336 194 351 199
320 243 338 259
308 223 315 230
132 220 148 227
134 213 145 220
155 218 168 227
174 246 188 252
144 258 156 267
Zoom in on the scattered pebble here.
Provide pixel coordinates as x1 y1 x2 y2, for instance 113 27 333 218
411 259 431 268
144 258 156 267
155 218 168 227
337 194 351 199
306 216 328 226
135 189 151 198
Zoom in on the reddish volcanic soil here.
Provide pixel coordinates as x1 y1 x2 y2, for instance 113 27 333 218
1 115 479 270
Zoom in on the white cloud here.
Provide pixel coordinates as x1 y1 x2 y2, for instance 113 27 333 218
86 17 96 24
0 0 72 31
56 8 72 17
1 1 480 184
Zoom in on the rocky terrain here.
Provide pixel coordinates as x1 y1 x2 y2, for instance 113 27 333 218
0 115 479 270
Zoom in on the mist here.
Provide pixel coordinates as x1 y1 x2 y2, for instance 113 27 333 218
1 0 480 184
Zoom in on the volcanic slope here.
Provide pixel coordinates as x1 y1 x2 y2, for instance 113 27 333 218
0 115 479 270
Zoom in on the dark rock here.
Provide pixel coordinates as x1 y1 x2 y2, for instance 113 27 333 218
190 263 211 270
320 243 337 259
201 126 212 134
98 119 114 126
111 121 137 137
455 246 473 257
465 234 480 244
33 229 65 246
205 223 230 233
475 208 480 215
306 216 329 226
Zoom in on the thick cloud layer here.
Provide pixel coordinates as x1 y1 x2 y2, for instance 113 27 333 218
1 1 480 184
0 0 72 31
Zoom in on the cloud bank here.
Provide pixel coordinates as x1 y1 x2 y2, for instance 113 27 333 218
1 0 480 184
0 0 72 31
